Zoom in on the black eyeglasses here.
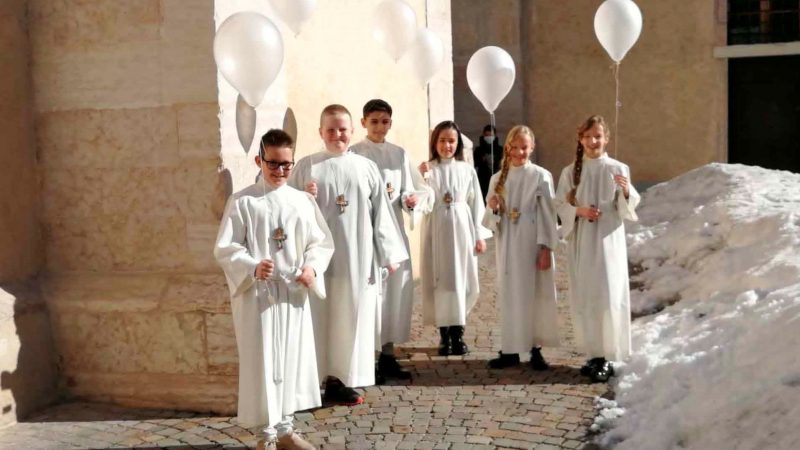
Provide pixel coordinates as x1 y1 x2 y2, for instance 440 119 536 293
262 160 295 171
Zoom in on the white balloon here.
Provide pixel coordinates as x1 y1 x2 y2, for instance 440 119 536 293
408 28 445 86
270 0 316 36
372 0 417 61
594 0 643 63
236 94 257 154
466 46 516 114
214 12 284 108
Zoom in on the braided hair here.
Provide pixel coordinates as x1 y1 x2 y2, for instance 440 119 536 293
567 115 609 206
494 125 534 212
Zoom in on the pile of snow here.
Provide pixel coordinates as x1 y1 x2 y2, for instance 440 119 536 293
597 163 800 450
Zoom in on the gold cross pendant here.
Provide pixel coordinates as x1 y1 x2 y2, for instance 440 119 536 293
386 182 395 199
336 194 349 213
443 191 453 209
509 208 521 224
271 227 287 250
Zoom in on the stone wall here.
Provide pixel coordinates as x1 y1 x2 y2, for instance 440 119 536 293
30 0 234 412
452 0 728 184
0 0 57 427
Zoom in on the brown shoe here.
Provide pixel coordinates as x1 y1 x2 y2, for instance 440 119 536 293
277 432 315 450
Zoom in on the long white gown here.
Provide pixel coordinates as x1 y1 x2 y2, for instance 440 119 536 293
351 139 417 345
419 158 492 327
482 162 560 354
555 154 640 361
214 182 334 428
289 150 408 387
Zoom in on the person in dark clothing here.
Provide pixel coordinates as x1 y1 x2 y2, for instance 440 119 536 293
473 124 504 197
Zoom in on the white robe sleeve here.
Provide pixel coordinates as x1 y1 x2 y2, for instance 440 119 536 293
369 164 409 266
481 173 502 232
555 166 578 240
469 167 493 240
615 165 640 222
302 193 335 299
536 170 559 249
288 156 311 192
398 150 416 213
213 197 260 298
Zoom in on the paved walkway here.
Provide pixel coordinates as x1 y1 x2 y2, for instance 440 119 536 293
0 243 609 449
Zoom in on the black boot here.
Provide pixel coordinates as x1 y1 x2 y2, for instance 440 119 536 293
488 352 520 369
449 326 469 356
438 327 451 356
377 353 412 380
590 359 615 383
580 357 605 376
529 347 549 371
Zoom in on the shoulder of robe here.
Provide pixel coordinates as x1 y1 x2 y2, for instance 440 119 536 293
531 164 553 180
231 183 262 202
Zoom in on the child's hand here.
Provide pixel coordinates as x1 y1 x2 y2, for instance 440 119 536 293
613 174 630 198
404 194 418 209
487 195 504 213
536 247 552 271
385 263 399 274
295 265 315 288
255 259 274 280
576 206 601 221
418 162 431 177
475 239 487 254
305 180 318 197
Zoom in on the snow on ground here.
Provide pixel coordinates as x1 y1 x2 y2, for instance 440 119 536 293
596 163 800 450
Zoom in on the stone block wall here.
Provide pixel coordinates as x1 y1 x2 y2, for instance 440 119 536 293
0 0 57 427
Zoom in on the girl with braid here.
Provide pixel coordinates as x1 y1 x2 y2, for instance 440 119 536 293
482 125 560 370
555 115 640 383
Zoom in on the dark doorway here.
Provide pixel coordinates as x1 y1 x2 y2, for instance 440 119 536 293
728 55 800 173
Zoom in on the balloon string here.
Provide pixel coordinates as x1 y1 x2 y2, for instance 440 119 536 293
490 112 496 174
614 63 620 159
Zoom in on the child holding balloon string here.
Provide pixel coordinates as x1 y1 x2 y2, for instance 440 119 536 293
554 115 640 383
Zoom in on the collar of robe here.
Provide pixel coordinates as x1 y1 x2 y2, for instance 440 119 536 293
583 153 609 164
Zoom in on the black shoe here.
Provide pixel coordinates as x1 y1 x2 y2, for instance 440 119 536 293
590 360 615 383
374 364 386 385
488 352 520 369
580 357 605 376
529 347 549 371
449 326 469 356
377 353 412 380
323 378 363 405
438 327 451 356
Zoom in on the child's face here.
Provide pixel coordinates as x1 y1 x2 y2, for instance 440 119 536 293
319 113 353 153
435 128 459 159
507 133 533 167
580 123 609 159
361 111 392 143
256 145 294 188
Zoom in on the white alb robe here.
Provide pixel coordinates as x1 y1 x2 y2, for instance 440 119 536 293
555 154 640 361
351 139 418 345
419 158 493 327
482 162 560 354
214 183 334 429
289 150 408 387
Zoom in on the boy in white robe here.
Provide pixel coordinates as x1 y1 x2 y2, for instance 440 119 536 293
289 104 408 405
214 129 333 450
350 99 418 381
555 115 640 383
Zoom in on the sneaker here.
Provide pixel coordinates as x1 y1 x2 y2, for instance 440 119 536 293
580 357 605 376
529 347 549 371
323 378 363 406
488 352 520 369
590 360 615 383
277 432 316 450
257 439 277 450
377 353 412 380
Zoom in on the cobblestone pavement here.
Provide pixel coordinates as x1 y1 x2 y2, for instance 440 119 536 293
0 243 609 449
